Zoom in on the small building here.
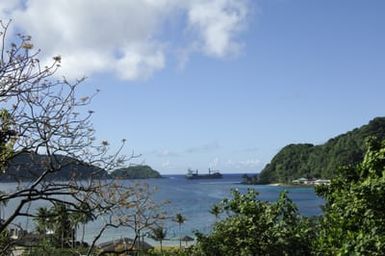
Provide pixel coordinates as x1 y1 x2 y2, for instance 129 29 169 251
292 177 331 185
314 179 331 185
292 177 308 184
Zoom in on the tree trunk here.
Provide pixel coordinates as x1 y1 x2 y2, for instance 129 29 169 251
179 224 182 249
82 223 86 244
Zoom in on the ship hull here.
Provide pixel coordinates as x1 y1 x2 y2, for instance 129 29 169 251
186 173 223 179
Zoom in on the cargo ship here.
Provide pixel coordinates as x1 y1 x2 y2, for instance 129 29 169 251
186 168 222 179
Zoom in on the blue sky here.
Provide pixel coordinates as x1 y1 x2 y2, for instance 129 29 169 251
2 0 385 174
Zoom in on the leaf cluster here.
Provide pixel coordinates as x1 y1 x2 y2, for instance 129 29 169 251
314 137 385 255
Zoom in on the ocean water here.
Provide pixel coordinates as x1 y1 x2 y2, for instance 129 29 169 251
1 174 324 244
86 174 324 243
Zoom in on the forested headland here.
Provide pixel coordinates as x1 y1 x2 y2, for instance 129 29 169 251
259 117 385 183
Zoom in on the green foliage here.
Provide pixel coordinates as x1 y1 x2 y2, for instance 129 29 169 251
0 230 10 256
51 203 73 247
0 109 15 171
209 204 221 220
259 117 385 183
314 137 385 255
33 203 89 249
111 165 162 179
34 207 53 235
192 189 314 256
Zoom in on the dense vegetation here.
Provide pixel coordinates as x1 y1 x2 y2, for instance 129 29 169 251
111 165 162 179
193 190 314 255
314 137 385 254
188 137 385 256
259 117 385 183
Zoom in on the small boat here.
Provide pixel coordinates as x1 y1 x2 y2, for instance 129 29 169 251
186 168 222 179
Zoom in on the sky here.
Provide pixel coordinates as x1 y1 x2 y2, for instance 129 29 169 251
1 0 384 174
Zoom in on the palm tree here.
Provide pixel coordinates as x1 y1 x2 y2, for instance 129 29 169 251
149 226 167 252
174 213 186 249
34 207 52 236
69 212 82 248
74 210 94 245
51 203 72 248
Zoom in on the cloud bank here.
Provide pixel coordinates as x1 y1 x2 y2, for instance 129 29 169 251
0 0 250 80
226 158 261 169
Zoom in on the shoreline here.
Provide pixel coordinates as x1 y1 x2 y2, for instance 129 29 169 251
239 182 317 188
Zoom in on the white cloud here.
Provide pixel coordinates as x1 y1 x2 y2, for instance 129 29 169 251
185 141 220 153
226 158 261 169
150 149 179 158
1 0 250 80
187 0 248 57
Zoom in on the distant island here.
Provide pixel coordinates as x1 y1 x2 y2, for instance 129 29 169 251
258 117 385 184
111 165 162 179
0 153 161 182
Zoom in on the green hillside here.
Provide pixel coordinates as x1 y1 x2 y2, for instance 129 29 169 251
1 153 162 182
111 165 161 179
1 152 109 182
259 117 385 183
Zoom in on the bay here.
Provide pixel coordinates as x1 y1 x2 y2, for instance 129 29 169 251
86 174 324 243
1 174 324 245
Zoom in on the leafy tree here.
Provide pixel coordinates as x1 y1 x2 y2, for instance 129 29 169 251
86 183 167 256
193 189 314 256
0 21 169 256
0 109 15 171
34 204 75 248
0 20 128 243
314 137 385 255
